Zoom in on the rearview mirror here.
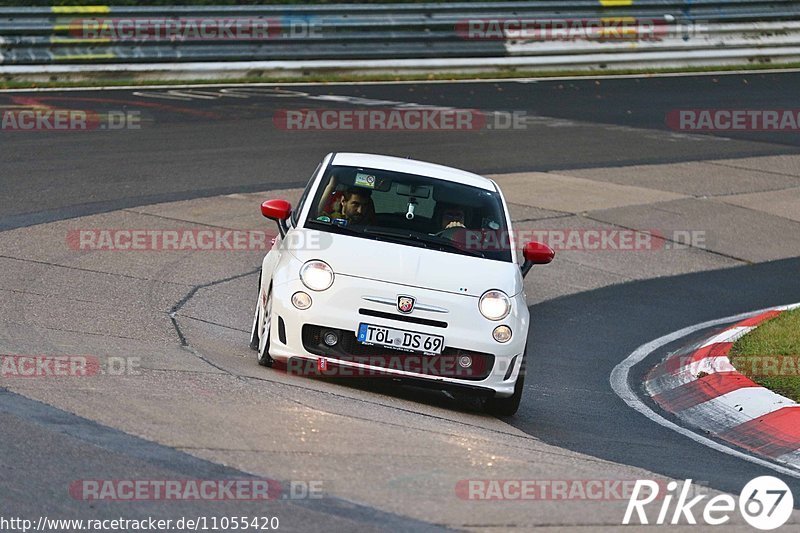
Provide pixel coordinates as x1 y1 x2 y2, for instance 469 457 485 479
261 199 291 221
396 183 431 198
521 241 554 277
261 199 292 237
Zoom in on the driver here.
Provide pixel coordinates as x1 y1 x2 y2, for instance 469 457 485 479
317 176 374 225
330 187 372 224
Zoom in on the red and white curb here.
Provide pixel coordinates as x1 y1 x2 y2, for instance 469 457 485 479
645 304 800 470
611 303 800 479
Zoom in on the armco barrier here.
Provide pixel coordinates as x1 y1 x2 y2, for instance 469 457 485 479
0 2 798 76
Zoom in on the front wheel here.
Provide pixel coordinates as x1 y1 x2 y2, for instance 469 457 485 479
256 284 274 368
249 276 262 351
485 350 526 416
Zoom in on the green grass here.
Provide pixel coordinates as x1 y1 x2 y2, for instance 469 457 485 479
2 61 800 90
729 308 800 402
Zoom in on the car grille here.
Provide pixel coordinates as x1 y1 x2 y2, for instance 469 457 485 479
358 308 447 328
301 324 493 380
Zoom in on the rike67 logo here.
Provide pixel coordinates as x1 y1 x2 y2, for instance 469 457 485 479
623 477 794 530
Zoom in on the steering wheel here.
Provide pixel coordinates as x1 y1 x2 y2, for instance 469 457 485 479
433 224 465 238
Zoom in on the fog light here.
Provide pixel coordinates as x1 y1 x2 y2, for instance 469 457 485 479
493 325 512 343
323 330 339 346
291 291 312 310
458 355 472 368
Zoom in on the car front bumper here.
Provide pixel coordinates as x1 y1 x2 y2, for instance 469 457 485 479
264 274 528 398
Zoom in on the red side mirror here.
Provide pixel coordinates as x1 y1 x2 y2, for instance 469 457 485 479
523 241 555 265
261 199 292 221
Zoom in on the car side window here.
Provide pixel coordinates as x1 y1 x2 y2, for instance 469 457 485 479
291 163 321 226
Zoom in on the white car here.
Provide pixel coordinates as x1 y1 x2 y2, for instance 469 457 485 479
250 153 554 415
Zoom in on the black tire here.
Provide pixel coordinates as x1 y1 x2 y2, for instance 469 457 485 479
257 284 274 368
485 348 527 417
249 276 261 351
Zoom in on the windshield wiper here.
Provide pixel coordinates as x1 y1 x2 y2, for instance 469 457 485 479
421 235 486 258
362 228 433 249
365 228 486 258
317 224 487 258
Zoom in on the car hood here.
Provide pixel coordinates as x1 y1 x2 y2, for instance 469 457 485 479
286 228 523 297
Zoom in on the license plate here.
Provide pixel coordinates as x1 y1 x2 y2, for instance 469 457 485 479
356 323 444 355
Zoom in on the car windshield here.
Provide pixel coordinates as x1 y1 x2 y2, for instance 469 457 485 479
304 164 512 262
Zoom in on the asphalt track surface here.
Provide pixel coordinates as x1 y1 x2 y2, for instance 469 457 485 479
2 73 800 526
3 71 800 230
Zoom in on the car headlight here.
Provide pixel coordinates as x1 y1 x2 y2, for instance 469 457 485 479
300 260 334 291
479 290 511 320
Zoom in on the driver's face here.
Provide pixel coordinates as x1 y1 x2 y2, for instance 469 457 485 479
341 194 370 222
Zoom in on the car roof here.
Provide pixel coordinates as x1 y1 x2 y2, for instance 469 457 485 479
331 152 497 192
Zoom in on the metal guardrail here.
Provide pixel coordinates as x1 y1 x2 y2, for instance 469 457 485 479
0 2 798 72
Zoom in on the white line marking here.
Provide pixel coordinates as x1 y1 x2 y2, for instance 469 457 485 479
132 91 194 101
2 68 800 93
778 449 800 465
610 303 800 478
